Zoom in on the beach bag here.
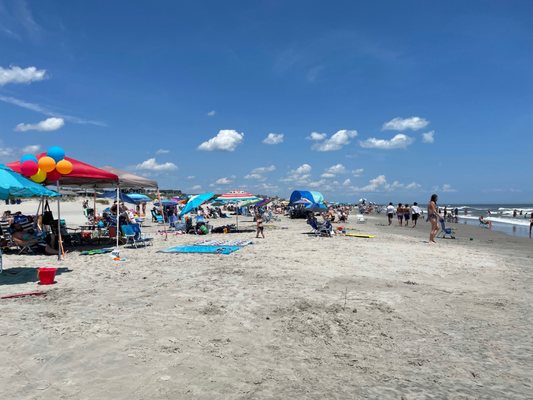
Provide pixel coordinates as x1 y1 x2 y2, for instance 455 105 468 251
42 200 54 226
199 225 209 235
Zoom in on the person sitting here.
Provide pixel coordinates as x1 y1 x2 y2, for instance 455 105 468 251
11 224 58 255
479 216 492 228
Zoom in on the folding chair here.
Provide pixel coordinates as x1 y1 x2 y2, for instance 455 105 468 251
131 224 153 247
438 219 456 239
121 225 138 248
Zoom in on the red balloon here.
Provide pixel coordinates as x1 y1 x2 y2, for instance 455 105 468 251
20 160 39 177
46 169 62 183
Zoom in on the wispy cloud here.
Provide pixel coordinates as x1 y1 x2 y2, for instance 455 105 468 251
433 184 457 193
351 175 421 193
0 1 42 41
306 65 324 82
311 130 358 152
263 133 284 145
207 110 216 117
281 163 312 183
382 117 429 131
0 65 46 85
307 132 327 141
135 158 177 172
0 95 106 126
215 177 232 185
155 149 170 155
22 144 40 153
360 134 414 150
198 129 244 152
422 131 435 144
352 168 364 177
15 117 64 132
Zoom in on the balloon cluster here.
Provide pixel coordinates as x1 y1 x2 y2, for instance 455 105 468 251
19 146 73 183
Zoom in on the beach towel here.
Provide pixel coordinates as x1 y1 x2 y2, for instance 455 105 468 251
80 248 114 256
345 233 375 238
158 245 241 255
193 239 253 247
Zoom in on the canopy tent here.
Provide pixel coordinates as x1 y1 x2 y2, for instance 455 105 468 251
8 155 119 187
214 190 260 203
179 192 215 218
289 190 324 205
99 166 158 189
0 164 59 200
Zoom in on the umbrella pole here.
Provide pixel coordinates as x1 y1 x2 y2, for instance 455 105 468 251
93 189 96 226
116 186 120 249
56 181 64 261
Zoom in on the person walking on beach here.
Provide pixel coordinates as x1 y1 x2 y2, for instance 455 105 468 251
397 203 404 226
411 202 421 227
427 194 439 243
404 204 410 227
255 209 265 238
386 202 394 225
529 212 533 238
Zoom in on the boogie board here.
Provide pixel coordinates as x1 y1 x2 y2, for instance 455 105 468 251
345 233 375 238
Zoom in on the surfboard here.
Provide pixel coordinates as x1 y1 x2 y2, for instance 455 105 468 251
345 233 375 238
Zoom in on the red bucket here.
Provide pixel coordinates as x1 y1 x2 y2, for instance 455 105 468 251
38 267 57 285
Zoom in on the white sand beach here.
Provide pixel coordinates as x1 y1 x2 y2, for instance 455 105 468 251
1 199 532 399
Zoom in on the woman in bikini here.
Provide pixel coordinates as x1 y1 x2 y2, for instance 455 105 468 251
427 194 439 243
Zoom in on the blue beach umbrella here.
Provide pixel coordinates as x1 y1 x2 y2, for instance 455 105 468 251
0 164 59 199
179 192 215 218
154 199 179 207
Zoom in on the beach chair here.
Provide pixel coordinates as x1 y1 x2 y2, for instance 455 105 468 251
121 225 139 248
438 219 455 239
131 223 153 247
151 209 164 224
308 219 332 237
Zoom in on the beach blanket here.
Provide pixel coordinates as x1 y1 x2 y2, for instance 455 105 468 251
158 245 241 255
80 248 114 256
193 239 253 247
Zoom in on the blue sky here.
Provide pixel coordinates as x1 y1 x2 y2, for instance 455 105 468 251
1 0 532 203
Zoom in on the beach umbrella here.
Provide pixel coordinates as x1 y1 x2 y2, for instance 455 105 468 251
305 203 328 213
154 199 179 207
0 164 59 199
253 198 272 208
214 190 260 203
179 192 215 218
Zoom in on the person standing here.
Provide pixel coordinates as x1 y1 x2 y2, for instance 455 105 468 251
411 202 421 227
255 208 265 238
427 194 439 243
396 203 404 226
404 204 410 227
386 202 395 225
529 212 533 238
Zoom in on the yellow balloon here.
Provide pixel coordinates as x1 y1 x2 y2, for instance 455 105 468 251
38 156 56 173
30 169 47 183
56 159 73 175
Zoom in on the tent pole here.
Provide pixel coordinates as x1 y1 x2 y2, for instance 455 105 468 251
93 188 96 226
116 186 120 249
56 181 64 261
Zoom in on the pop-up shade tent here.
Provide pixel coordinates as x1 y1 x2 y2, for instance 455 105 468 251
99 166 158 189
0 164 59 200
289 190 324 205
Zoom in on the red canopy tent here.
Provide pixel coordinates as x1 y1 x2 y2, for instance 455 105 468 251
7 155 119 187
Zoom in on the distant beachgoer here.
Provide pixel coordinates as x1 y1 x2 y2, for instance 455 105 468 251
427 194 439 243
479 216 492 228
397 203 403 226
529 213 533 238
411 202 421 227
404 204 410 227
141 202 147 217
513 209 517 218
386 202 394 225
255 210 264 238
444 206 448 218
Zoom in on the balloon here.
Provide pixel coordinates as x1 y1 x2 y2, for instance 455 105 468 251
30 169 47 183
38 156 56 173
46 169 61 183
56 159 73 175
47 146 65 162
20 160 39 177
20 154 38 164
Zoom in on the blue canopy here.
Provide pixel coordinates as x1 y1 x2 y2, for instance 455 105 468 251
289 190 324 205
0 164 59 200
179 192 215 217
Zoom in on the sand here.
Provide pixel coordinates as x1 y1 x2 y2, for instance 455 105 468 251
1 199 532 399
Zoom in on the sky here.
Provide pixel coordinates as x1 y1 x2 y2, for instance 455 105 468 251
0 0 532 204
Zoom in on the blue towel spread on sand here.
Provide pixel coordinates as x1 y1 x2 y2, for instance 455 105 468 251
158 245 241 255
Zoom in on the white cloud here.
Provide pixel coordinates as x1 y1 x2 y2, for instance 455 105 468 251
0 65 46 85
433 184 457 193
215 177 232 185
353 175 421 193
352 168 364 177
0 147 14 158
15 117 64 132
251 165 276 174
382 116 429 131
263 133 284 145
244 173 264 180
307 132 327 141
359 133 414 150
312 130 358 152
207 110 216 117
325 163 346 175
187 175 195 180
282 163 312 183
198 129 244 151
422 130 435 144
321 173 335 178
22 144 40 154
135 158 178 172
256 182 279 192
343 178 351 186
191 185 202 191
156 149 170 155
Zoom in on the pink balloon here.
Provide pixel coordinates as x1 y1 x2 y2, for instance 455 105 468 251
20 160 39 177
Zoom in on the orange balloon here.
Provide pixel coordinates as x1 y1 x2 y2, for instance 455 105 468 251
56 159 73 175
30 169 47 183
38 156 56 173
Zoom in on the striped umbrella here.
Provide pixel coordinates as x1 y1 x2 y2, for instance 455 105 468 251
214 190 260 229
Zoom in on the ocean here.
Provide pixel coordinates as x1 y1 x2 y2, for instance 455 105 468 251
446 204 533 238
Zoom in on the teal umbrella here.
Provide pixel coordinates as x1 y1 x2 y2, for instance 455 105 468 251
179 192 215 218
0 164 59 199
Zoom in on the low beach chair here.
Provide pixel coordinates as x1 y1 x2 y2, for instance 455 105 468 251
438 219 455 239
151 210 164 224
